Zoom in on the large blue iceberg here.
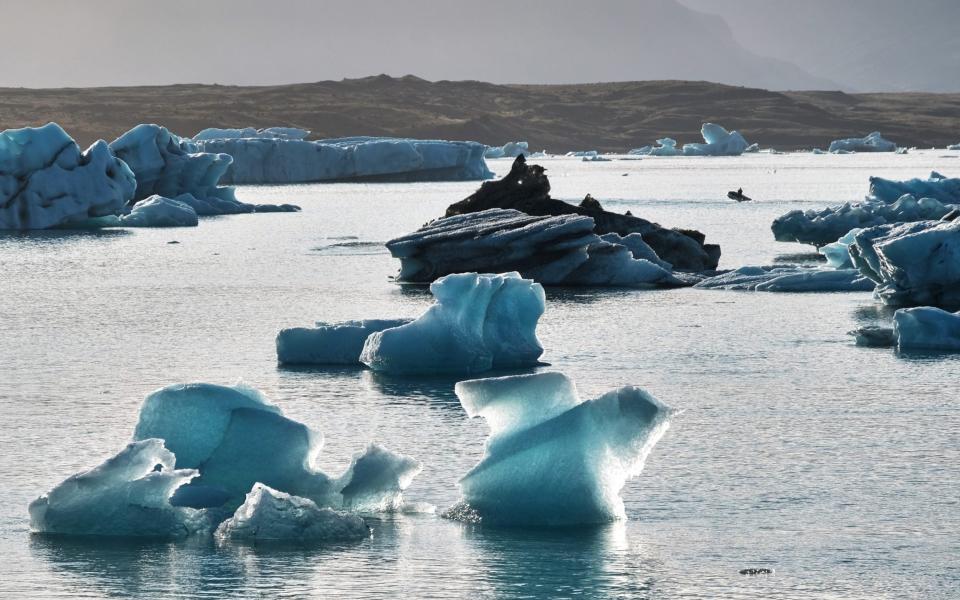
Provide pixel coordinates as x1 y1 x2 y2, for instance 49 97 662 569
192 131 493 184
828 131 897 153
849 219 960 308
444 372 673 527
0 123 136 230
868 172 960 205
682 123 751 156
109 124 299 214
360 272 545 375
386 208 682 287
30 383 421 539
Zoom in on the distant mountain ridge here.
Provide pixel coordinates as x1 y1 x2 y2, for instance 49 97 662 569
1 77 957 152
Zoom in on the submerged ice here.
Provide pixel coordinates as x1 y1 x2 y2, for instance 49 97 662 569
30 383 421 539
446 372 673 527
0 123 136 230
360 272 545 375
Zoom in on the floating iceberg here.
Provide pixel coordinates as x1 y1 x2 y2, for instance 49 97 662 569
386 209 682 287
484 141 529 159
118 195 198 227
0 123 136 230
110 124 299 214
772 194 956 246
868 172 960 205
818 228 863 268
193 134 492 184
445 372 673 527
214 484 370 544
565 150 598 157
133 383 421 511
893 307 960 351
29 439 204 538
682 123 751 156
849 220 960 308
276 319 412 365
694 266 873 292
360 272 545 375
629 138 680 156
828 131 897 153
193 127 309 141
949 143 960 151
441 156 720 271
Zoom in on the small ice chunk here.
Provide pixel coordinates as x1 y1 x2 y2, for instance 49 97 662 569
848 326 895 347
828 132 897 153
447 372 673 527
276 319 412 365
360 272 545 375
120 195 199 227
484 141 529 159
819 228 862 269
214 484 369 543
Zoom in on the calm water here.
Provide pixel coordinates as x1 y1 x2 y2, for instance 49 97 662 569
2 152 958 599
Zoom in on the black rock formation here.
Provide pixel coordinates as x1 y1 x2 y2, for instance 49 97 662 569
445 156 720 270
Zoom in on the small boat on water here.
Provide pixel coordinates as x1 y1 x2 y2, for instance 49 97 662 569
727 187 753 202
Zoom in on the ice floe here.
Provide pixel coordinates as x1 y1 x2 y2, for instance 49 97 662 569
828 131 897 153
484 141 528 159
629 138 680 156
443 372 673 527
277 319 412 365
693 266 873 292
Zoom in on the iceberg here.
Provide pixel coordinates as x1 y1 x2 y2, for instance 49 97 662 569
484 141 529 159
565 150 598 157
214 484 370 544
949 143 960 151
359 272 545 376
772 194 956 246
193 134 493 184
442 156 720 271
849 220 960 308
386 209 683 287
118 195 198 228
693 266 873 292
828 131 897 153
0 123 136 230
445 372 673 527
193 127 309 141
818 228 863 268
893 307 960 351
109 124 299 214
682 123 751 156
133 383 422 511
276 318 412 365
29 439 203 538
629 138 680 156
848 326 896 347
868 172 960 205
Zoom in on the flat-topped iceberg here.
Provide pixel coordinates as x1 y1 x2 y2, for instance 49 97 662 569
849 220 960 308
893 307 960 351
682 123 751 156
193 127 309 141
629 138 680 156
110 124 299 214
484 141 528 159
360 272 545 376
694 266 873 292
868 172 960 205
772 193 956 246
277 318 412 365
0 123 136 230
30 383 421 538
386 209 682 287
214 484 370 544
444 372 673 527
828 131 897 153
193 134 492 184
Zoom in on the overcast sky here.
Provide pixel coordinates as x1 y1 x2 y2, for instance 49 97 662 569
2 0 956 92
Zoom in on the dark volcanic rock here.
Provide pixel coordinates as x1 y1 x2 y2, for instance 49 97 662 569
445 156 720 270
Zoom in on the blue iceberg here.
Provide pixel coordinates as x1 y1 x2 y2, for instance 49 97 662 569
214 484 370 544
118 195 199 228
818 228 863 268
629 138 680 156
445 372 673 527
682 123 751 156
192 133 493 184
828 131 897 153
868 172 960 205
360 272 545 376
693 266 873 292
0 123 136 230
484 141 529 159
276 318 412 365
893 307 960 351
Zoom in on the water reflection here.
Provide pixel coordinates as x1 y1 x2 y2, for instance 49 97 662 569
0 228 130 248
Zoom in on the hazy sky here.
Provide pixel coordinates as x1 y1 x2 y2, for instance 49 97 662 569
2 0 956 91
